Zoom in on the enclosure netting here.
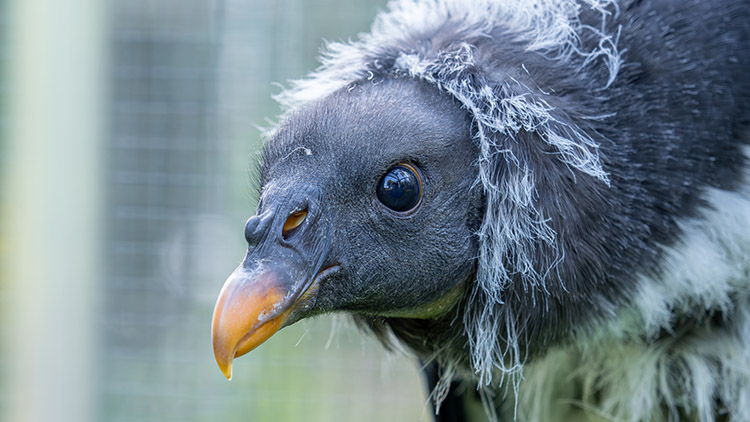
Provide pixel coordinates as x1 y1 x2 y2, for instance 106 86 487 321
99 0 426 421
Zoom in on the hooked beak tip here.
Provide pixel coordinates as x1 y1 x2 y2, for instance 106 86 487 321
211 313 236 380
211 266 296 380
211 262 338 379
212 308 291 380
220 362 233 380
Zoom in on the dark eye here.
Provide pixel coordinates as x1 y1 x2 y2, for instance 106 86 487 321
376 164 422 212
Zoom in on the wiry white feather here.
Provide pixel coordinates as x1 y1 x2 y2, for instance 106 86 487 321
275 0 622 110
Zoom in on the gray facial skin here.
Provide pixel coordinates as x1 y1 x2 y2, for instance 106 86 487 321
210 76 485 381
260 78 481 321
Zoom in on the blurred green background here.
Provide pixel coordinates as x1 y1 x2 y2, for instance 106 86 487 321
0 0 430 421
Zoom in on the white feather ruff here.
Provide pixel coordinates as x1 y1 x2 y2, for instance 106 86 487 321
275 0 622 110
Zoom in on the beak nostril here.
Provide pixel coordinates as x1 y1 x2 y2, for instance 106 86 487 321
282 210 307 240
244 215 262 245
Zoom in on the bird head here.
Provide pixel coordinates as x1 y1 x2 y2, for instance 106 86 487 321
210 4 620 383
211 78 482 379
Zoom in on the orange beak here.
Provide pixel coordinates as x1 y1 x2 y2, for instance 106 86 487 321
212 209 334 379
211 264 302 380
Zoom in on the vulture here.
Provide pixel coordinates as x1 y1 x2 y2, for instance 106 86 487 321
211 0 750 420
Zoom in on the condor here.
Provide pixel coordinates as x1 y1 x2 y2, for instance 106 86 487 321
212 1 750 420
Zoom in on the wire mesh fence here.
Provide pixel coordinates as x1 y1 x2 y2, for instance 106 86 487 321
1 1 430 421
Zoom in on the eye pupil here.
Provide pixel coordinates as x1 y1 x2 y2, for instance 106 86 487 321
377 165 421 212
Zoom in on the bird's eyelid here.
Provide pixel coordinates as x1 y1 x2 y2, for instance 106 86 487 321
393 162 425 198
399 162 423 184
377 160 426 184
